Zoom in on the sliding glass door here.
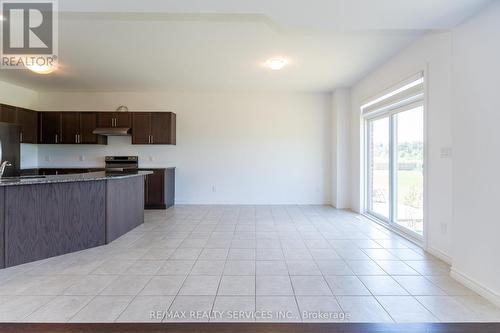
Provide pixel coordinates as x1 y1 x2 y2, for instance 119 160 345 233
366 104 424 238
367 116 390 220
395 106 424 235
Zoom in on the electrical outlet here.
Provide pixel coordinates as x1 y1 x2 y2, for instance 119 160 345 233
44 155 50 162
440 147 452 158
148 156 153 162
211 185 216 193
78 155 84 162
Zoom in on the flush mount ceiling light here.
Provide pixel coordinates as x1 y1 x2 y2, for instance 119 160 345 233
26 63 56 74
264 57 289 70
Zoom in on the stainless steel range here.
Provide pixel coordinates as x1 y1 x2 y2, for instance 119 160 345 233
105 156 138 173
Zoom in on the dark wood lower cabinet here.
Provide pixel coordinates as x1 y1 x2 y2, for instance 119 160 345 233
106 176 144 243
35 168 103 175
20 168 176 210
1 175 147 269
142 168 175 209
3 181 106 267
0 188 4 269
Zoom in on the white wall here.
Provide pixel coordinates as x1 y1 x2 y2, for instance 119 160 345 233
349 31 454 260
37 91 331 204
450 1 500 305
0 80 39 169
330 88 351 209
347 1 500 305
0 81 38 109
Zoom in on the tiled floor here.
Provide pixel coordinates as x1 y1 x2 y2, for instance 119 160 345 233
0 205 499 323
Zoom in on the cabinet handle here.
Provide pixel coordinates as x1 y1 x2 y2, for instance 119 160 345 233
20 132 23 142
151 135 154 144
55 134 58 144
75 134 78 143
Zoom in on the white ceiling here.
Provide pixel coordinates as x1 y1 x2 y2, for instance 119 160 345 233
0 0 493 92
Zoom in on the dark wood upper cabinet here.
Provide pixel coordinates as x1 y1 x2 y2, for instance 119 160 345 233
0 104 17 124
3 105 175 146
60 112 106 144
132 112 176 145
115 113 131 128
80 112 106 144
39 112 61 144
60 112 80 144
97 112 114 128
97 112 131 128
16 108 38 144
151 112 176 144
131 112 151 144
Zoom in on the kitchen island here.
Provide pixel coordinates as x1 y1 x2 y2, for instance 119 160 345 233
0 171 152 269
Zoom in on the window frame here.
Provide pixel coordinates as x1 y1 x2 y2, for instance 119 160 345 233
363 76 426 243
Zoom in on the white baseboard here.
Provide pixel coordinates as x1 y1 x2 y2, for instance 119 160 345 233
173 201 331 205
450 267 500 307
426 246 452 265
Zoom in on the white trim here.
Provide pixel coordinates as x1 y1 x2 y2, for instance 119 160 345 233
364 102 425 241
364 96 424 121
360 72 424 109
450 268 500 308
422 64 430 251
362 69 427 247
426 246 452 264
362 213 423 248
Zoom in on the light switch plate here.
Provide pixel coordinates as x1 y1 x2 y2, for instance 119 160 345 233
440 147 452 158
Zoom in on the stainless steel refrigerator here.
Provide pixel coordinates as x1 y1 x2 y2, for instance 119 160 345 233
0 122 21 177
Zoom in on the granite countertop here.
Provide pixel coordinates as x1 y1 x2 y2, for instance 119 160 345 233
0 171 153 187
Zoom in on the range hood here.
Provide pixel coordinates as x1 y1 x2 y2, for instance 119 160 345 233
93 106 131 136
92 127 131 136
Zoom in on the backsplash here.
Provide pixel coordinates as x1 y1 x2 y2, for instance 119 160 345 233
35 136 177 168
20 144 38 169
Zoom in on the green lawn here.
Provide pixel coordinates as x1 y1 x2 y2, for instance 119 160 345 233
372 169 423 234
